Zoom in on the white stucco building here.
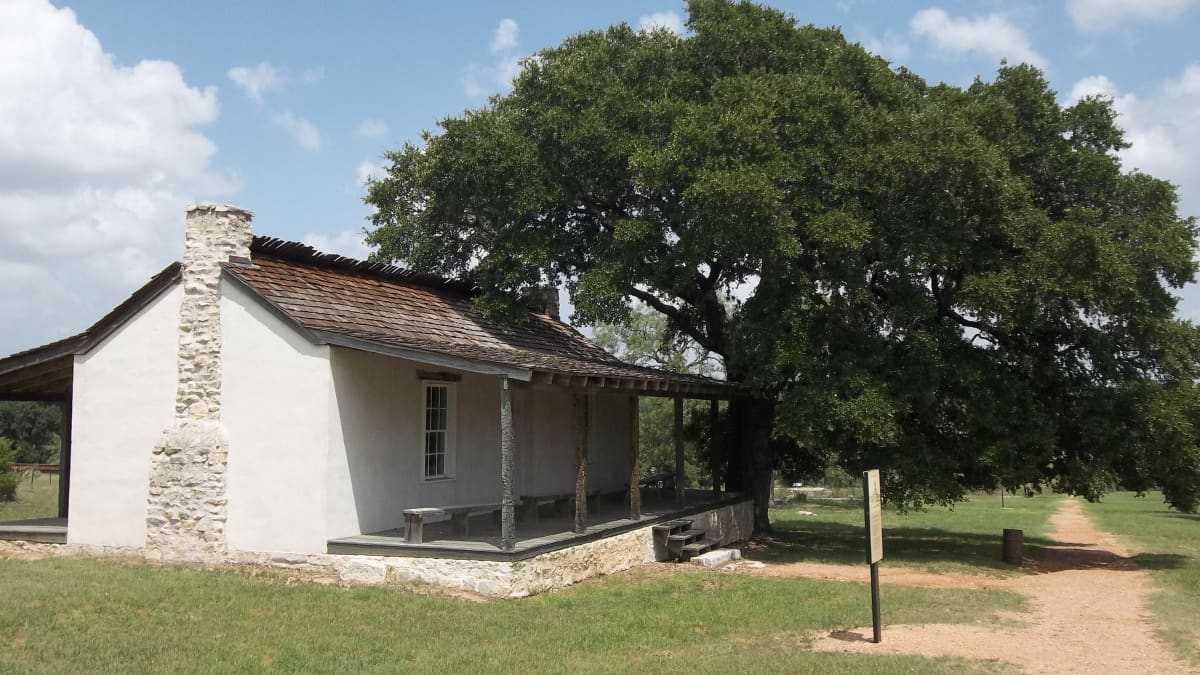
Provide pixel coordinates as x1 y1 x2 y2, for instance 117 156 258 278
0 204 752 595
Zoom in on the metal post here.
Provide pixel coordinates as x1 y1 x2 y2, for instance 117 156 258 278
870 561 882 644
499 377 516 551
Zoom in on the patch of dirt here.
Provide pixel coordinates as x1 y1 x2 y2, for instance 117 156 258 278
794 499 1195 674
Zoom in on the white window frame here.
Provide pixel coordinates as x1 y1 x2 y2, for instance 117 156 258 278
421 381 457 480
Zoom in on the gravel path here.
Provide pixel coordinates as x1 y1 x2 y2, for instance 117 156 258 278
758 499 1193 673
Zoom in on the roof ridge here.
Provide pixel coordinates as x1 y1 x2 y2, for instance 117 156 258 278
250 236 479 296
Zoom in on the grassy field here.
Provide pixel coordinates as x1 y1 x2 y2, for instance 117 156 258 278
0 556 1022 674
1084 492 1200 667
759 492 1061 574
0 472 58 522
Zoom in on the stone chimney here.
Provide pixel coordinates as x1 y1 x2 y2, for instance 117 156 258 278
146 203 253 561
533 285 560 320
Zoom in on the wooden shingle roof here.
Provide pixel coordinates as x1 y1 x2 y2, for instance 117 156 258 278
225 237 745 398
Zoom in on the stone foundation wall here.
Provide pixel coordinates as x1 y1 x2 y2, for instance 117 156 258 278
12 499 755 598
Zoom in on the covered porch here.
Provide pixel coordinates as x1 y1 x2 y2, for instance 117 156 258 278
326 331 751 559
0 340 77 543
329 489 749 561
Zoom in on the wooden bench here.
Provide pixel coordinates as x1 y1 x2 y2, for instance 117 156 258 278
401 503 504 543
640 471 676 490
519 487 633 523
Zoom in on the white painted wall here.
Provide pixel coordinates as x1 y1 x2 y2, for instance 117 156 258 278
326 348 508 538
221 280 331 554
522 387 632 497
69 284 182 548
325 355 636 539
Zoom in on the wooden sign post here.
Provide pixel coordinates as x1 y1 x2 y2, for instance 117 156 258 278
863 469 883 644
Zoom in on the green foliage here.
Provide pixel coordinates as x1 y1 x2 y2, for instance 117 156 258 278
0 437 19 502
365 0 1200 512
0 401 62 464
593 309 721 486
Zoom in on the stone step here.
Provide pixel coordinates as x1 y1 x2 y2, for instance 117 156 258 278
692 548 742 568
666 529 707 545
680 538 719 561
652 519 693 536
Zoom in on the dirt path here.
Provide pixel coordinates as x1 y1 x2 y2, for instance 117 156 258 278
758 499 1193 674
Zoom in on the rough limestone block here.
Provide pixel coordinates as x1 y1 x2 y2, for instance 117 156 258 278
692 548 742 568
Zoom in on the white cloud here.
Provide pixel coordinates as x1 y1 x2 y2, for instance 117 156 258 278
271 111 322 151
302 230 374 261
464 19 524 97
355 119 390 139
463 57 522 97
227 61 286 104
1066 66 1200 319
1067 0 1197 32
490 18 519 53
0 0 235 355
910 8 1046 69
356 160 385 186
859 29 911 62
1067 66 1200 217
638 11 685 35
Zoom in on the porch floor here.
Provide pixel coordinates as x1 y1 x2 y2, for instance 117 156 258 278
328 489 745 561
0 517 67 544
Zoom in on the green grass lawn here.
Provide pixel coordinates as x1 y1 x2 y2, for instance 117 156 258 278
760 492 1061 575
1084 492 1200 667
0 472 59 522
0 557 1021 674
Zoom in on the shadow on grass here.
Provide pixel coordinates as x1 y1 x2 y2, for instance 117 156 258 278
747 518 1057 572
753 515 1190 575
1162 512 1200 523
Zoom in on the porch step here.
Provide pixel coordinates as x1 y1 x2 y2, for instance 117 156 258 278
666 528 706 545
652 519 693 536
680 538 720 562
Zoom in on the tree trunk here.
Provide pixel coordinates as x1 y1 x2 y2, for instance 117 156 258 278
725 396 776 535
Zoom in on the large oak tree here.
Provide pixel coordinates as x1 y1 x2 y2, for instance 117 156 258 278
366 0 1200 530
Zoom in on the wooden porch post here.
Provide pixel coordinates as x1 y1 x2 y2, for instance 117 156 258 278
674 396 685 509
500 376 516 551
710 398 721 500
58 394 72 519
628 395 640 520
574 392 589 533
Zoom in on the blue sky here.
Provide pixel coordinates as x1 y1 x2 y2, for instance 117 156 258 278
2 0 1199 355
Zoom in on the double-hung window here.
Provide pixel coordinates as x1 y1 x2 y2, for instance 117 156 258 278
423 382 454 479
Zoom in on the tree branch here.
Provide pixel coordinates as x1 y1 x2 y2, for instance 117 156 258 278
628 288 717 354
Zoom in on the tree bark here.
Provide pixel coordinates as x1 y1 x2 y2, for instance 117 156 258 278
725 396 776 534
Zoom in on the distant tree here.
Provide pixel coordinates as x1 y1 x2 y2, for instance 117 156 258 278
0 401 61 464
0 437 18 502
366 0 1200 526
594 306 720 486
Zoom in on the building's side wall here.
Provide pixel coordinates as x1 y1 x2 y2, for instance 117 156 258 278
68 284 183 548
221 280 331 554
522 387 632 497
326 348 505 539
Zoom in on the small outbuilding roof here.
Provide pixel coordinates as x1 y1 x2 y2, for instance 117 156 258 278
0 263 181 401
